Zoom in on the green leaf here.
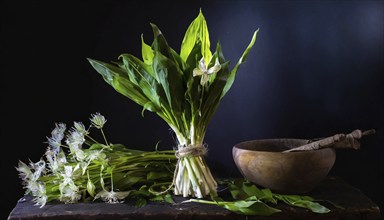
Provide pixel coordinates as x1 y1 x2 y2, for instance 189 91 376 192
87 58 127 86
180 9 212 64
242 181 267 199
152 51 185 118
221 29 259 99
199 60 230 126
150 193 174 204
141 34 154 65
261 188 277 204
185 199 280 216
112 75 149 106
118 54 161 112
228 179 275 203
274 194 331 214
223 200 281 216
118 54 155 85
164 194 174 204
135 197 148 207
150 23 173 59
146 171 171 180
142 101 156 116
87 57 150 107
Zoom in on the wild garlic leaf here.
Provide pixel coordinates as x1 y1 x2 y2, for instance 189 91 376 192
152 51 184 117
150 193 174 204
135 197 148 207
118 54 155 86
146 171 171 180
87 58 126 85
273 194 331 213
180 9 212 64
141 35 154 65
150 23 173 60
111 75 149 106
261 188 277 204
228 179 276 203
222 200 281 216
164 194 174 204
185 199 281 216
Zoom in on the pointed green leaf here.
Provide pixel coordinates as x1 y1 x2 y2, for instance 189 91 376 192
150 23 172 59
118 54 155 85
87 58 127 85
223 200 281 216
180 9 212 64
142 101 155 117
112 75 148 106
186 199 281 216
274 194 331 213
164 194 175 204
152 51 185 118
141 34 154 65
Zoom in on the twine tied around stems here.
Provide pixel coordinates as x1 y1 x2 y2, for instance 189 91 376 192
175 144 208 158
149 144 208 196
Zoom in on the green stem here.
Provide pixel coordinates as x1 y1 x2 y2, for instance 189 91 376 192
100 129 108 145
183 198 217 205
110 169 114 190
85 134 99 144
184 157 203 197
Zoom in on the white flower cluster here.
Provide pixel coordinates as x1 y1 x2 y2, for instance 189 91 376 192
16 113 130 207
16 159 48 207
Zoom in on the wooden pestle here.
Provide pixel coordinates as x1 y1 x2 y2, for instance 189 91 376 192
283 129 376 153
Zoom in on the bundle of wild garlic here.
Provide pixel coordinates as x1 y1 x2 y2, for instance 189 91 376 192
16 113 176 207
87 9 258 198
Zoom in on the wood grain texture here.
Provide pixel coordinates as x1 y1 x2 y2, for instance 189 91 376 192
8 176 381 220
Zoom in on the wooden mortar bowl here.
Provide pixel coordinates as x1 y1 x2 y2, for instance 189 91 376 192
232 139 336 194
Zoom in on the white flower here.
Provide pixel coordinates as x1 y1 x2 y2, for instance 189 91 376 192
87 150 106 161
73 122 89 135
16 161 43 196
71 146 87 161
94 189 130 204
57 150 68 164
45 148 60 173
193 57 221 86
59 165 80 192
47 137 61 153
16 160 33 182
26 179 39 195
66 130 85 147
51 123 66 141
59 185 81 204
31 183 47 208
29 159 46 181
62 165 75 184
79 149 106 175
66 131 86 161
47 123 66 154
90 112 107 129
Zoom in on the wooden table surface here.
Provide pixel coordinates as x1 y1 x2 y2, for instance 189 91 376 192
8 176 381 220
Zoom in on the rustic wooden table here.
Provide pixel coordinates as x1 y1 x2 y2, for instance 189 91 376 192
8 176 381 220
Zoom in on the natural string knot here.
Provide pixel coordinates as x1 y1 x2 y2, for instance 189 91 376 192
175 144 207 158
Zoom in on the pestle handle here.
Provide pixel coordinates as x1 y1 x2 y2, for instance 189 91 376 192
283 129 376 153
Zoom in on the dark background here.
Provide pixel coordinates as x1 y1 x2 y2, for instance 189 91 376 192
1 0 383 218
